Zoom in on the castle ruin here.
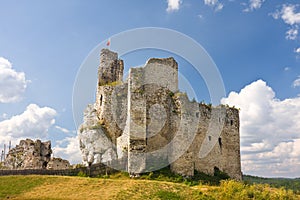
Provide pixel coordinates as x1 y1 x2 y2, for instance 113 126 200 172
1 139 70 170
78 49 242 180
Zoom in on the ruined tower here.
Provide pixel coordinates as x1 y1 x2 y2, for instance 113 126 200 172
98 48 124 86
78 49 242 180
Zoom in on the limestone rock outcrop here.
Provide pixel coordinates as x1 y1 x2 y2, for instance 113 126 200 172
2 139 71 170
78 104 116 166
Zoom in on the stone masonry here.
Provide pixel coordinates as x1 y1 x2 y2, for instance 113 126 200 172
78 48 242 180
1 139 70 170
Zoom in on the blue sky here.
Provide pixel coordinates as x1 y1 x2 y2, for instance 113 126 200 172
1 0 300 177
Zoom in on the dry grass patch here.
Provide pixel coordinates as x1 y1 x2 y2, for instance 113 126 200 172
1 175 299 200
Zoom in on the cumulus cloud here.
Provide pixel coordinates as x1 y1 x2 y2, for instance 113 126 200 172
295 47 300 53
221 80 300 177
166 0 182 12
0 104 57 148
53 136 81 164
281 5 300 25
204 0 223 11
0 57 29 103
272 4 300 41
244 0 266 12
293 76 300 88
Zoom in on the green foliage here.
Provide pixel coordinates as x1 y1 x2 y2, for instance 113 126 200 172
152 190 181 200
77 171 88 177
173 92 186 98
138 166 229 186
139 166 184 183
100 81 122 87
215 180 296 200
168 91 175 97
135 88 144 95
96 174 110 179
243 175 300 193
109 171 130 179
73 163 85 169
214 167 230 180
0 162 8 169
90 121 103 130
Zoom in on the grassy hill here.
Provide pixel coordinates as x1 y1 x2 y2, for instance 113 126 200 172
0 174 299 200
243 175 300 193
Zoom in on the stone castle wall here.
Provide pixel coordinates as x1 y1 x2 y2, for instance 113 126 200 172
78 49 242 180
0 162 117 177
171 105 241 179
47 158 70 170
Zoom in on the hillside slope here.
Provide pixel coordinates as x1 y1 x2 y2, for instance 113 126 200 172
0 175 298 200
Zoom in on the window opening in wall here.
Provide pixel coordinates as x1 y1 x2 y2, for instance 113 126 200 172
208 136 211 141
230 120 233 126
42 162 47 168
218 137 222 148
100 95 103 106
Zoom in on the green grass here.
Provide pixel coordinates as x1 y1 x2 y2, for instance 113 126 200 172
154 191 181 200
0 175 50 198
0 174 299 199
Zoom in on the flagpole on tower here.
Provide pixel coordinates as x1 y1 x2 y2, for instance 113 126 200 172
106 38 111 49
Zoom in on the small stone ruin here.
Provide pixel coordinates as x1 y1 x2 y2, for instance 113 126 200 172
0 139 70 170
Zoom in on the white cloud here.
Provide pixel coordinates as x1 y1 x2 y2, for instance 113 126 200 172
55 125 70 133
286 27 298 40
221 80 300 177
272 4 300 41
0 104 57 147
293 76 300 88
244 0 265 12
198 14 204 19
295 47 300 53
0 104 80 164
166 0 182 13
281 4 300 26
204 0 224 12
53 136 81 164
284 67 290 71
0 57 29 103
1 113 8 119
